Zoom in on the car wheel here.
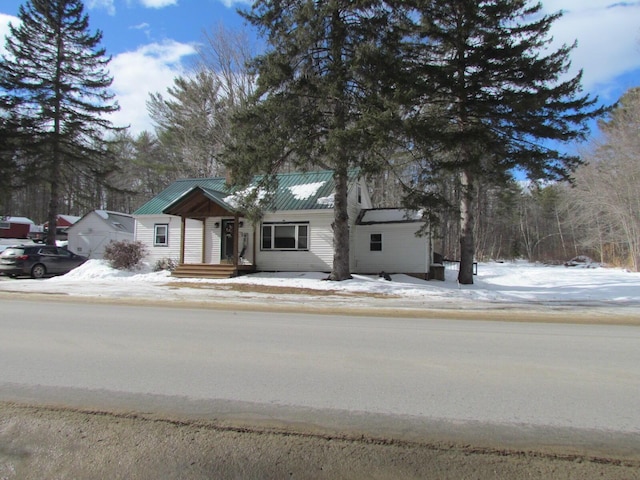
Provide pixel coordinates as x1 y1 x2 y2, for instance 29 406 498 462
31 264 47 279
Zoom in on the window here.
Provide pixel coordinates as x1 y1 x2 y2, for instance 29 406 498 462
262 223 309 250
357 184 362 204
0 221 9 229
154 224 168 246
370 233 382 251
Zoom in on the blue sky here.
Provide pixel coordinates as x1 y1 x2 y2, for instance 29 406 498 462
1 0 640 140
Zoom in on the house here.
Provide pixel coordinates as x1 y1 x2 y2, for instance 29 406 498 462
0 216 34 239
43 214 81 240
133 170 433 279
66 210 135 259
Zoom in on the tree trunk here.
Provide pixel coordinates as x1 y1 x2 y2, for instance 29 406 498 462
329 166 352 281
46 146 60 246
458 169 475 284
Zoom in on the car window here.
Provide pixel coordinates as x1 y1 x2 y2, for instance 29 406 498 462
57 249 72 258
38 247 58 256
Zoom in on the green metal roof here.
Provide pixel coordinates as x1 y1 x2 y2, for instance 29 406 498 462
133 170 359 215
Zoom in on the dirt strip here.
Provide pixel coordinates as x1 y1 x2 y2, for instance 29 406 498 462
2 403 639 480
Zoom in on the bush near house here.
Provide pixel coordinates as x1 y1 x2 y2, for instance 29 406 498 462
103 240 147 271
154 257 178 272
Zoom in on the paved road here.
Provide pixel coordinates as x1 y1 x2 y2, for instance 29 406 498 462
1 297 639 452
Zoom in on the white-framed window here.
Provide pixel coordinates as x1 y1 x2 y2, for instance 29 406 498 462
357 184 362 204
154 224 169 246
370 233 382 252
261 223 309 250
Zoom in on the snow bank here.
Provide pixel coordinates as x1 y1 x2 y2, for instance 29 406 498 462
1 259 639 308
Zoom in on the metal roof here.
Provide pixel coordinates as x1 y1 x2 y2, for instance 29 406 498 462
134 170 358 215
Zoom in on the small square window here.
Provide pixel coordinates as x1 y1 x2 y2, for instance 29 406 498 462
370 233 382 251
154 224 168 246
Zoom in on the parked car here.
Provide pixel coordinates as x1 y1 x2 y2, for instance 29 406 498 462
0 245 87 278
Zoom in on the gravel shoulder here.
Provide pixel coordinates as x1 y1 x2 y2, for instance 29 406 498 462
2 403 639 480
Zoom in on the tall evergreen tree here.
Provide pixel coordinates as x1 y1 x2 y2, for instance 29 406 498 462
228 1 404 280
403 0 606 283
0 0 120 244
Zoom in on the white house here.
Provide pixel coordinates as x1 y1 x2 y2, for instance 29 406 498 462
133 170 434 279
66 210 134 259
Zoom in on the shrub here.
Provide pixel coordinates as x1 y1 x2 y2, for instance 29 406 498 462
103 240 147 271
154 257 178 272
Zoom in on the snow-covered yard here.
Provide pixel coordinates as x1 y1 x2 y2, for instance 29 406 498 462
1 258 639 313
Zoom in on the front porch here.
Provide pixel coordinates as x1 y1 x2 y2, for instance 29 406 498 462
172 263 256 279
162 185 257 279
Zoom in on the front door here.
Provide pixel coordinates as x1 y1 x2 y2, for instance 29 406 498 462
221 219 235 263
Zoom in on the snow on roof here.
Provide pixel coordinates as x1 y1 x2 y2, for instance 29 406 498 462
4 217 34 224
358 209 423 224
288 182 326 201
317 193 335 206
223 186 267 209
58 215 81 224
94 210 133 220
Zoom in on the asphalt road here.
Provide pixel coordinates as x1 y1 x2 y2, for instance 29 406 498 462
1 297 639 457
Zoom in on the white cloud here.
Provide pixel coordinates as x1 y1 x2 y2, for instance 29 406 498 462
217 0 252 7
138 0 178 8
542 1 640 97
108 40 197 134
0 13 18 56
87 0 116 15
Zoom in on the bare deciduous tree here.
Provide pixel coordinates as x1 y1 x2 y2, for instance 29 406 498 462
568 88 640 271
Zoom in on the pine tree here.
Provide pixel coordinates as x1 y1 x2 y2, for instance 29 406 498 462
227 1 405 280
0 0 120 244
403 0 606 284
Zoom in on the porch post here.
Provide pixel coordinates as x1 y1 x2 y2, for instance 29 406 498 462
233 213 239 267
201 218 206 263
252 223 257 266
179 216 186 264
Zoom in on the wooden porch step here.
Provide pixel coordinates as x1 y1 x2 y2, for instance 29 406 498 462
171 263 254 279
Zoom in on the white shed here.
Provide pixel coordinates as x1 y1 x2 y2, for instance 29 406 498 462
67 210 134 258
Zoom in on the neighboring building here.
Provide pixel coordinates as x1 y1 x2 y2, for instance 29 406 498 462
0 217 34 239
43 214 81 240
67 210 135 259
133 170 433 278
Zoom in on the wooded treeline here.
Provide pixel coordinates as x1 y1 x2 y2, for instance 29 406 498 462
2 1 638 272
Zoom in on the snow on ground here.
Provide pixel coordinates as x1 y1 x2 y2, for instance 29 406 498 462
1 258 639 311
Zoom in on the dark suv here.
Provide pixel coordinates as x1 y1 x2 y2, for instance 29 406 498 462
0 245 87 278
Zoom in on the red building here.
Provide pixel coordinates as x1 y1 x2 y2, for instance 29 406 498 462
0 217 34 239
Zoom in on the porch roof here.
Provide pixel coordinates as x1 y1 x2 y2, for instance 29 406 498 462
162 186 236 219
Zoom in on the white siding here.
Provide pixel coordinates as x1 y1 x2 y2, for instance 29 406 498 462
67 213 133 259
255 211 334 271
353 223 430 276
135 215 203 265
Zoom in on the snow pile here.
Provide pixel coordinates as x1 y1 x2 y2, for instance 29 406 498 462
48 259 170 282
